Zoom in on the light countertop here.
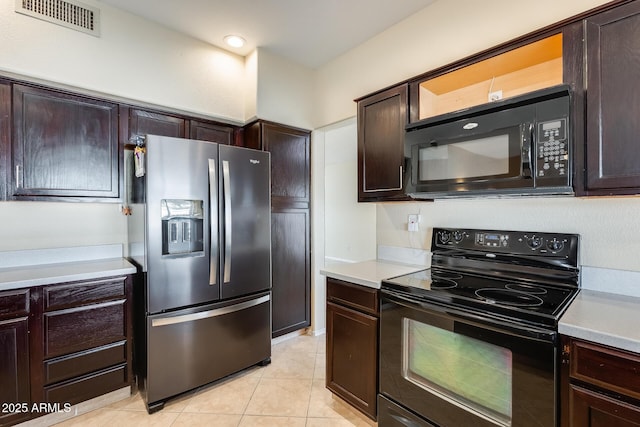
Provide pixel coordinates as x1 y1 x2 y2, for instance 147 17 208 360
320 259 427 289
559 289 640 354
0 244 137 291
0 257 137 291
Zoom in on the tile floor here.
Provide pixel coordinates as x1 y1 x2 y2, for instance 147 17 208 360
54 333 377 427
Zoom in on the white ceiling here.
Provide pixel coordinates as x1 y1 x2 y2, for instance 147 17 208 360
97 0 435 69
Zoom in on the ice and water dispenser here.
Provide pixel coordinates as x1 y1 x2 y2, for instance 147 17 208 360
161 199 204 255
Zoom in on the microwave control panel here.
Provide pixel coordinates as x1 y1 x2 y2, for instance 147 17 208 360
536 118 568 179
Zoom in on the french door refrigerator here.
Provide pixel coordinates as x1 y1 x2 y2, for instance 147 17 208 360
125 135 271 413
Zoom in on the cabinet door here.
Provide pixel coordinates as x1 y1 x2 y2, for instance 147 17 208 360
128 108 187 140
357 84 408 202
0 317 31 425
12 84 119 199
190 120 234 145
0 80 9 201
262 122 311 209
570 384 640 426
585 2 640 194
326 301 378 420
271 209 310 337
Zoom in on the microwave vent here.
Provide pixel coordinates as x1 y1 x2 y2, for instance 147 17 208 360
15 0 100 36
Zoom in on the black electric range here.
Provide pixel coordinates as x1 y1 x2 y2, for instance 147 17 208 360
383 227 581 329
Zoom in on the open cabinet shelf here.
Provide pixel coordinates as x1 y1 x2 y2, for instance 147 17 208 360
417 34 563 120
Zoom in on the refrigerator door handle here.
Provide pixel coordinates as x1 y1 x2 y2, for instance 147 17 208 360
208 159 218 286
151 294 270 327
222 160 232 284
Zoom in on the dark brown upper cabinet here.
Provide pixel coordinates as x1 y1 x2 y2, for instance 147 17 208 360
189 120 234 145
125 107 187 141
246 120 311 209
582 1 640 195
12 84 119 200
0 80 10 201
263 123 310 209
356 84 408 202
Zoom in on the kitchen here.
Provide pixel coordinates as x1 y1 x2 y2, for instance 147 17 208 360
2 0 640 425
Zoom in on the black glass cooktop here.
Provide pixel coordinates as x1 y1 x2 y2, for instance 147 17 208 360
382 267 578 328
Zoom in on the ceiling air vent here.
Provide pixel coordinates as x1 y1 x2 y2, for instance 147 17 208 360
15 0 100 36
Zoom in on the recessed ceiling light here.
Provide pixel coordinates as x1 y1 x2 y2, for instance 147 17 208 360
224 35 246 48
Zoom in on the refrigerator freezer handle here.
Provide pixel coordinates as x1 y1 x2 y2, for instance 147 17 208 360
222 160 232 284
151 294 270 327
208 159 218 286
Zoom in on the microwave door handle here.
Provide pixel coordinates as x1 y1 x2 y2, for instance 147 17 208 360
208 159 218 286
522 123 534 179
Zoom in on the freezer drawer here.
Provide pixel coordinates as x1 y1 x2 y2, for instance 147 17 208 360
144 292 271 410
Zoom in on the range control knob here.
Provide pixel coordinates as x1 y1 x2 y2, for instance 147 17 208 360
547 238 564 252
439 231 451 244
527 235 543 250
452 230 464 242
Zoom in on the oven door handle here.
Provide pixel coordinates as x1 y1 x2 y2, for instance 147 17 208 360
382 289 557 343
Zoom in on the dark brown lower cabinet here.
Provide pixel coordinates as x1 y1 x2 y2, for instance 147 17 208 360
37 277 132 408
561 336 640 426
0 276 132 426
0 294 31 426
326 277 378 421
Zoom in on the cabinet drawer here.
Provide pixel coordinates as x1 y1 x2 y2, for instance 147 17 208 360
44 364 128 406
44 340 127 385
327 278 379 316
44 299 126 358
0 288 29 319
570 339 640 400
44 277 126 311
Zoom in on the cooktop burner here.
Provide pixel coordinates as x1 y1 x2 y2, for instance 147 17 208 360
431 271 463 281
505 283 548 295
382 227 580 328
474 288 544 307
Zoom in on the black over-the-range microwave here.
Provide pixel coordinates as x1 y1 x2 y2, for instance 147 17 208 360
404 84 572 199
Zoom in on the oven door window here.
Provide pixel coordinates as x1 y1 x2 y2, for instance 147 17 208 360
379 294 556 427
416 126 522 183
404 319 512 426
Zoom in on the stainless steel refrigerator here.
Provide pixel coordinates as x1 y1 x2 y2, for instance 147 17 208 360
125 135 271 413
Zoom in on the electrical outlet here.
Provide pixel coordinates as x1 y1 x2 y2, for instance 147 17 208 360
408 214 420 232
488 90 503 102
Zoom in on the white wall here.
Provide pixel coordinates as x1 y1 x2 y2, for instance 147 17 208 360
310 118 377 334
0 0 247 122
377 198 640 273
0 202 126 251
313 0 611 127
323 118 376 262
254 49 315 130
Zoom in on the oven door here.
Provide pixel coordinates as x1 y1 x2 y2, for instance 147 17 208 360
380 290 558 427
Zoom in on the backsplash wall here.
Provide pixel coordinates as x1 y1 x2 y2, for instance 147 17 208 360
377 197 640 272
0 202 127 251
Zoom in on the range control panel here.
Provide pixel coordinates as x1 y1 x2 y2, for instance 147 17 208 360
433 227 579 259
